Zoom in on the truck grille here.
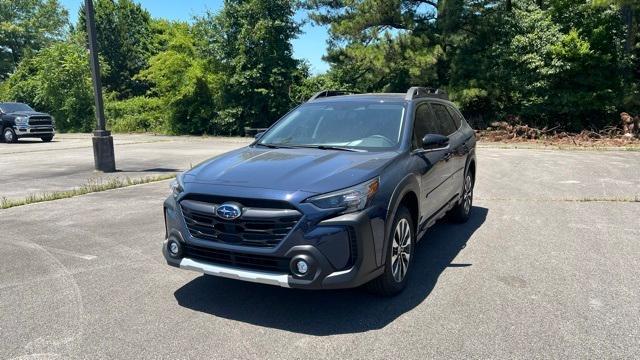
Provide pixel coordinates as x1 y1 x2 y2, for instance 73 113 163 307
180 199 302 248
183 244 290 273
28 117 53 126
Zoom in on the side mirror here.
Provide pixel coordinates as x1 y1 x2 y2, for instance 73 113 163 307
254 131 265 140
421 134 449 151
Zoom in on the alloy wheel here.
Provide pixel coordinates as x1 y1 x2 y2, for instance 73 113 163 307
391 218 412 282
4 129 14 143
463 174 473 214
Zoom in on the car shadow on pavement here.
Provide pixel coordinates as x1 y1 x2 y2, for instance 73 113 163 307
174 206 488 336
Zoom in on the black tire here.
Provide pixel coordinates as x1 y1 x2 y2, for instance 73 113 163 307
3 127 18 143
366 206 415 296
41 135 53 142
448 170 474 223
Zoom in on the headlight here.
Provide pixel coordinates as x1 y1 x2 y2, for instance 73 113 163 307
51 117 56 127
170 172 185 198
307 177 380 214
15 116 28 125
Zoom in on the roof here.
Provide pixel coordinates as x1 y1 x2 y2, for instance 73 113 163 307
308 93 454 106
308 93 407 103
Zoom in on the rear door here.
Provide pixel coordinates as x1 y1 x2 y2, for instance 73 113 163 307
445 104 472 192
430 102 465 196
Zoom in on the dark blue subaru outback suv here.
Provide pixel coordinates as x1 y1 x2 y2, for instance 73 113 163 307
163 87 476 295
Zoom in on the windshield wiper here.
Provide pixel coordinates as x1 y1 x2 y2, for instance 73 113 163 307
256 143 365 152
294 145 365 152
255 143 296 149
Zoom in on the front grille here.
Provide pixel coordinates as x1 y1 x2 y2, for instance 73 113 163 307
28 117 53 126
183 244 290 273
180 199 302 248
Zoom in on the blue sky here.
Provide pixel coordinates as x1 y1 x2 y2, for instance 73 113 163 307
61 0 330 74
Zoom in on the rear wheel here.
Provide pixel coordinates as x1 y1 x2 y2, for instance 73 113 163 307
366 206 415 296
3 128 17 143
41 135 53 142
448 170 474 223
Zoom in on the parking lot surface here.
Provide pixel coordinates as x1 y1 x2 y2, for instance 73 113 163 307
1 136 638 359
0 134 251 201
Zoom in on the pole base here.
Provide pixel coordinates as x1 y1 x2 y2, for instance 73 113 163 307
92 130 116 172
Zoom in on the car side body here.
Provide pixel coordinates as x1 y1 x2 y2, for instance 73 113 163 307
0 102 55 143
163 87 476 295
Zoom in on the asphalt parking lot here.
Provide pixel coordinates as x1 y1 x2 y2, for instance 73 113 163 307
0 134 250 201
1 135 639 359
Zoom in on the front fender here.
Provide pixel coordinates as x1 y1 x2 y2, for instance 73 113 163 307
378 173 420 266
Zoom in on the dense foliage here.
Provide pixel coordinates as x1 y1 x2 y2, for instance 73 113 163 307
0 0 68 80
1 36 95 132
306 0 638 130
78 0 156 98
0 0 638 134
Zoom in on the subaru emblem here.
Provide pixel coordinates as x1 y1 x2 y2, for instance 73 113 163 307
216 203 242 220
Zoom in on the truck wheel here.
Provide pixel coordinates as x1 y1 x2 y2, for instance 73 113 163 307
41 135 53 142
3 128 17 143
448 171 474 223
366 206 415 296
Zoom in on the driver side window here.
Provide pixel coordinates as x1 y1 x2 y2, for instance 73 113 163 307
412 103 440 148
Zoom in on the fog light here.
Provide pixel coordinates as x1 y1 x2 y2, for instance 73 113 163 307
295 260 309 275
169 242 179 255
167 239 181 257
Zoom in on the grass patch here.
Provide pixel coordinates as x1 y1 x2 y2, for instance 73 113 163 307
0 174 176 209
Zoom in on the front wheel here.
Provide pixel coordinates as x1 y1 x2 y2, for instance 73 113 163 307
3 128 17 143
41 135 53 142
366 206 415 296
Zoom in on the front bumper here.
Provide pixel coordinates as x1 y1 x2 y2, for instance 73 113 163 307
14 125 55 137
163 195 385 290
179 257 291 287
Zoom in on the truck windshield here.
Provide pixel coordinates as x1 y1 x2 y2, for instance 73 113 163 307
259 101 405 151
0 103 34 113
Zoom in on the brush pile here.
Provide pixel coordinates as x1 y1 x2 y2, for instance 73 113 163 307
476 118 640 147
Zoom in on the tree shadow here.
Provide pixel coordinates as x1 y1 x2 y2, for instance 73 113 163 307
173 206 488 335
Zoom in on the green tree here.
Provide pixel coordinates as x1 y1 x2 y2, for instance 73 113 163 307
133 21 223 134
0 36 96 132
305 0 445 91
307 0 629 129
593 0 640 110
0 0 68 79
194 0 302 133
78 0 154 98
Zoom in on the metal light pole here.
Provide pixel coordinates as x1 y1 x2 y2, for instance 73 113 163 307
85 0 116 172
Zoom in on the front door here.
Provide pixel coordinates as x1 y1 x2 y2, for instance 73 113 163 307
410 102 452 226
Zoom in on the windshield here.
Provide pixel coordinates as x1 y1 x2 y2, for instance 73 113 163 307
0 103 34 113
259 101 405 151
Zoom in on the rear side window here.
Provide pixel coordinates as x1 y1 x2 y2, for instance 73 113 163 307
431 103 457 136
446 105 463 129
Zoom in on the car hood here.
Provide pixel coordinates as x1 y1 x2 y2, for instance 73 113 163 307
186 146 399 194
8 111 50 117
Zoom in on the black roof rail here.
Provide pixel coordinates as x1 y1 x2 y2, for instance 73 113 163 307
308 90 359 102
405 87 449 101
